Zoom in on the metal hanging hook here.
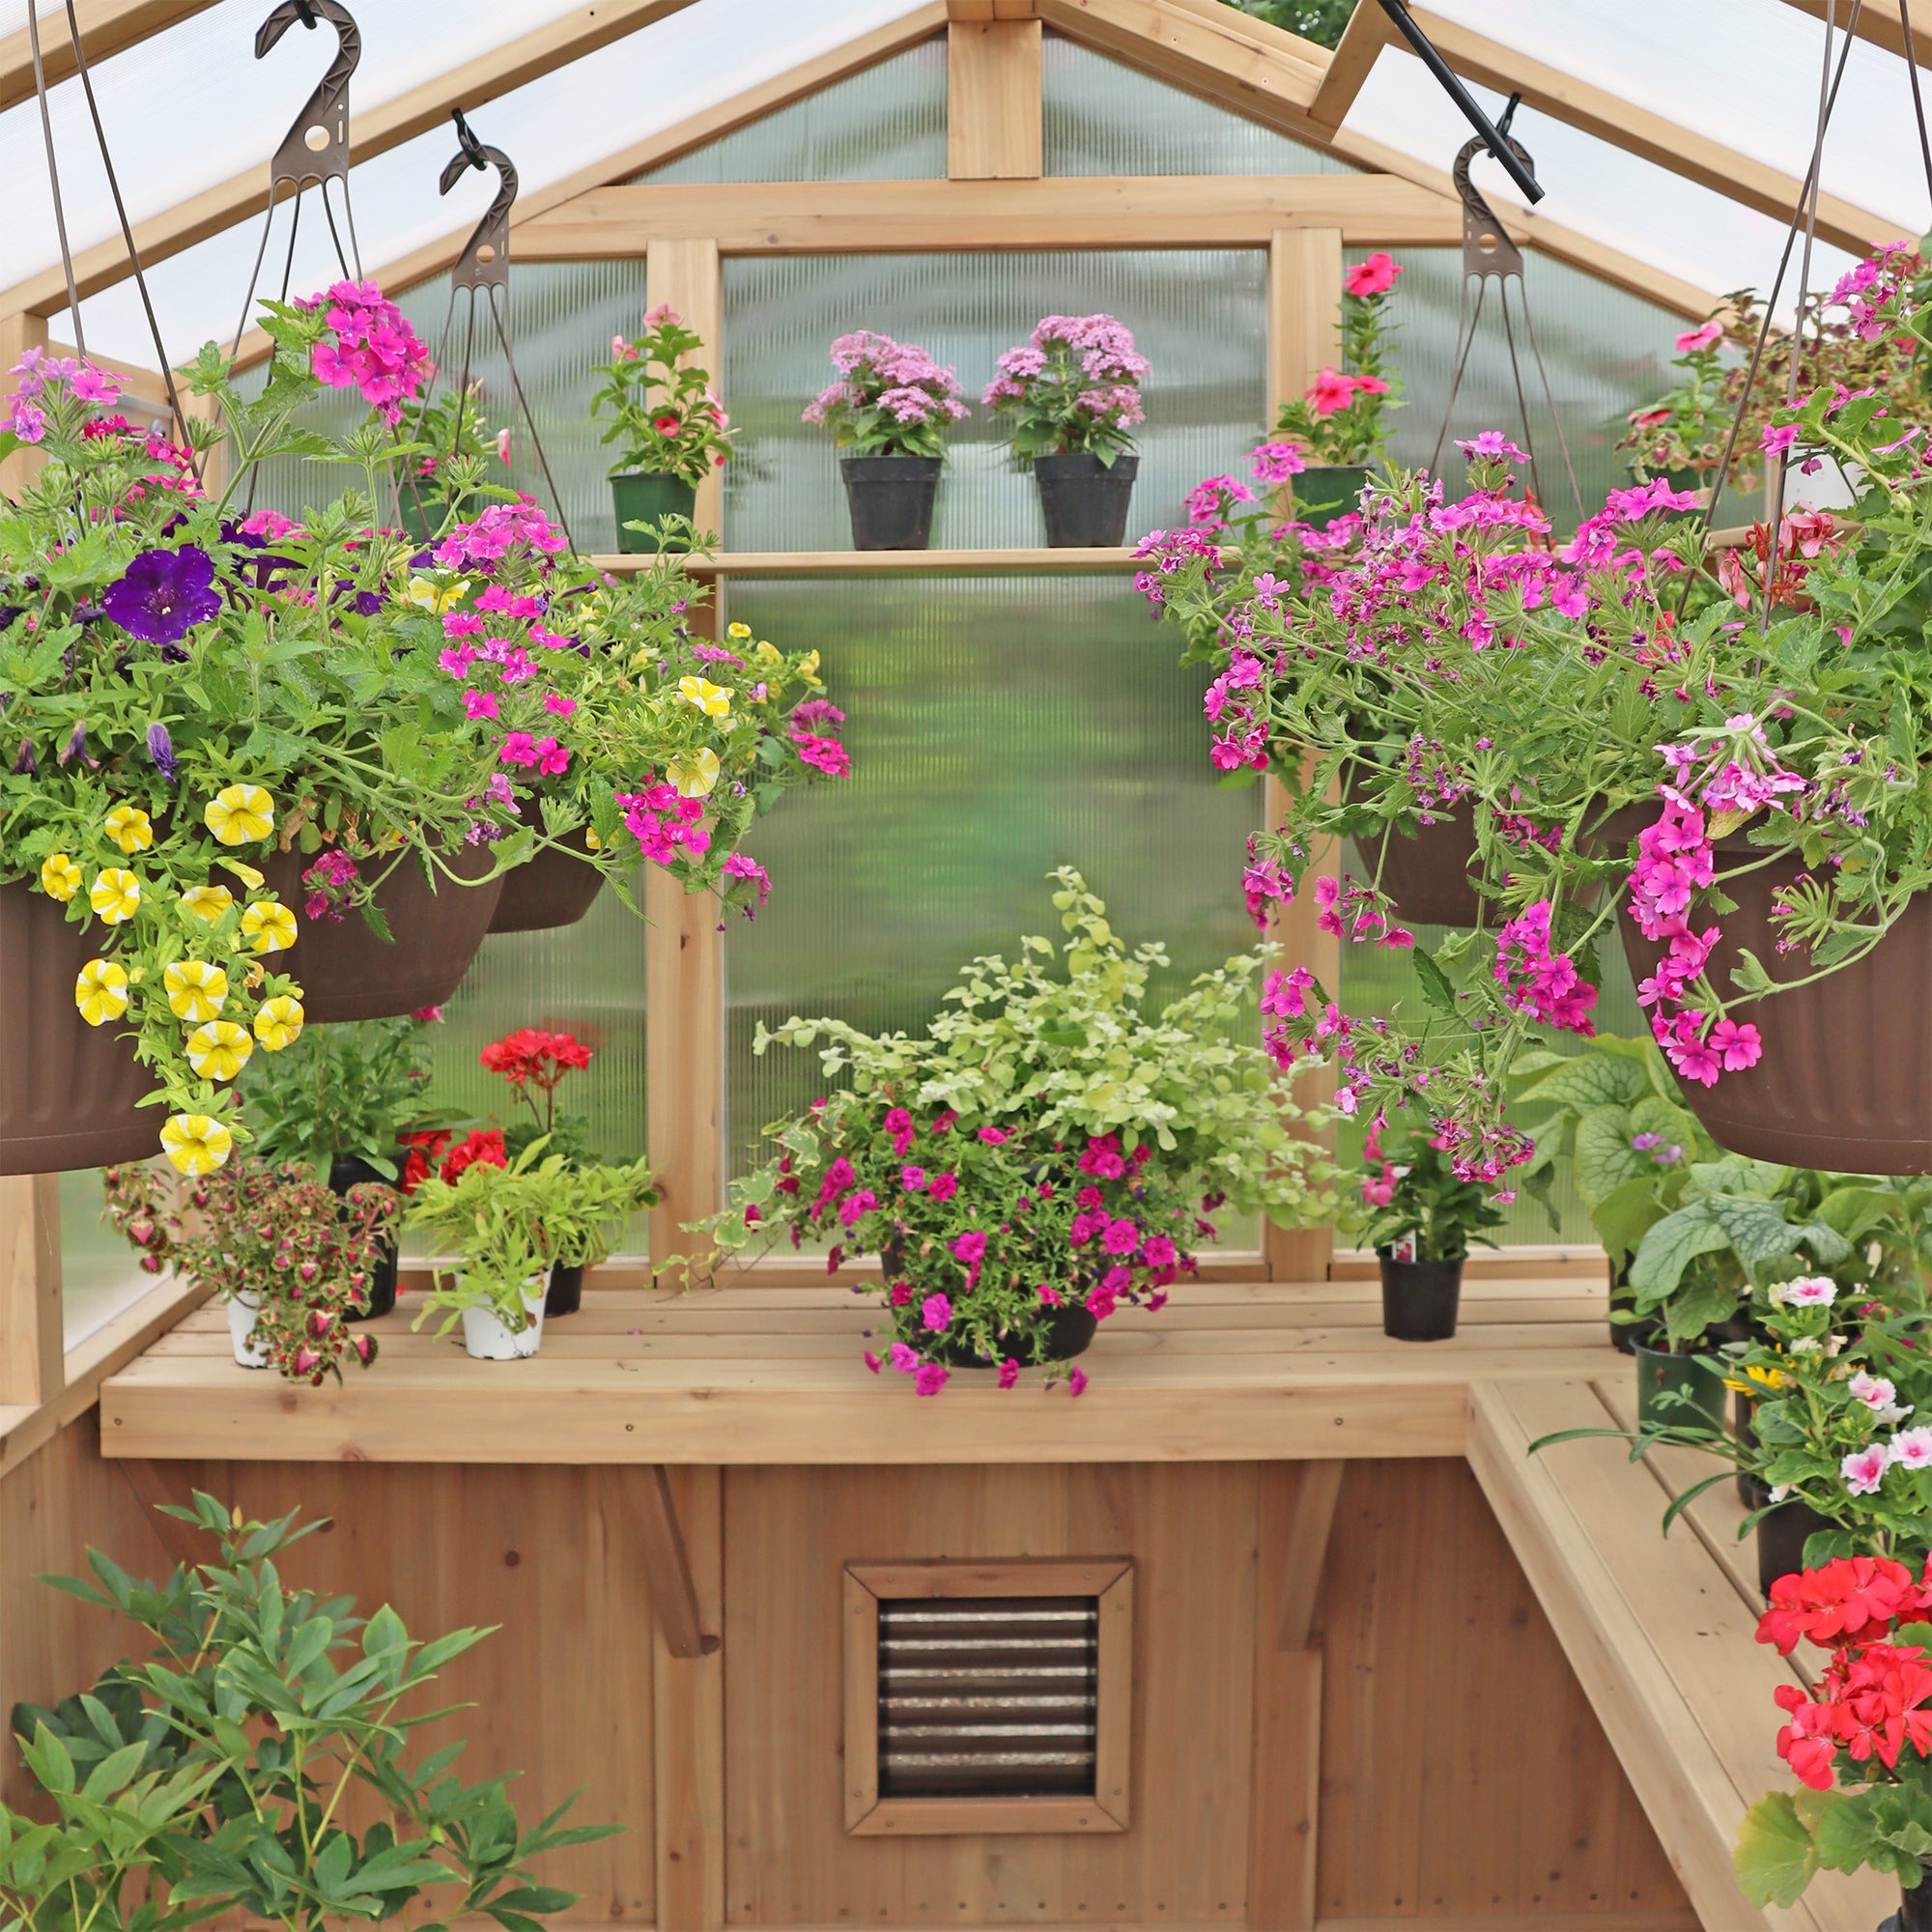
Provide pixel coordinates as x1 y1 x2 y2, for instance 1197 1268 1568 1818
256 0 359 207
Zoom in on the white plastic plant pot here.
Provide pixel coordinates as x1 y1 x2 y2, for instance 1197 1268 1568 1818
227 1292 270 1370
459 1277 549 1360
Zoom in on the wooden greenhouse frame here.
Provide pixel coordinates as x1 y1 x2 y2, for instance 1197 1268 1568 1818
1 6 1923 1931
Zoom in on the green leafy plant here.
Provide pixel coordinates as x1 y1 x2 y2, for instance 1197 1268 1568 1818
3 1490 616 1932
589 303 733 485
1270 252 1403 469
1358 1129 1502 1263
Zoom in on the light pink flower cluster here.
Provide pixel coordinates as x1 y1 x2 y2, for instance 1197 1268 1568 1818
1492 900 1597 1035
1315 874 1414 950
982 314 1150 429
431 496 567 572
4 347 122 442
802 330 970 436
304 280 434 425
1828 241 1919 342
1561 476 1699 571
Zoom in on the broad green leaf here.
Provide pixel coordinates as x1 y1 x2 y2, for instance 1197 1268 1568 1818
1734 1792 1818 1907
1630 1202 1729 1298
1591 1177 1667 1269
1515 1052 1648 1114
1574 1104 1641 1208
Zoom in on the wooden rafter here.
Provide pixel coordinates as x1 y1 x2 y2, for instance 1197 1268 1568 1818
1305 0 1386 131
1 0 706 323
1781 0 1932 63
0 0 217 117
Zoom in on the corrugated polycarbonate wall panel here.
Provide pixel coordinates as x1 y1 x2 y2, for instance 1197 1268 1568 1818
636 41 947 183
720 250 1267 551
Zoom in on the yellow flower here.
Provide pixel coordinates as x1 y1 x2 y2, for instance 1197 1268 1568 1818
73 958 129 1026
160 1113 233 1177
180 885 235 925
726 621 753 639
185 1019 253 1083
218 859 265 891
798 650 820 679
678 675 732 718
1746 1362 1789 1390
241 897 298 954
667 747 721 799
406 575 470 613
103 804 154 855
40 852 81 901
753 640 782 670
584 828 602 851
253 995 305 1052
89 867 142 923
204 784 275 846
163 958 228 1023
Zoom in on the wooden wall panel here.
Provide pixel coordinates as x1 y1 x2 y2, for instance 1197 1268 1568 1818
1314 1459 1694 1924
721 1463 1258 1925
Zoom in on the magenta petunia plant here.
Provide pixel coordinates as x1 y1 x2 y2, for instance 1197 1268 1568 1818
982 314 1150 466
802 330 971 460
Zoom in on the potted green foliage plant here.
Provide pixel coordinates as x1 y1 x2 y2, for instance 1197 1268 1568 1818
694 869 1335 1394
3 1489 615 1932
983 316 1150 547
802 330 971 551
1358 1127 1502 1340
589 303 733 553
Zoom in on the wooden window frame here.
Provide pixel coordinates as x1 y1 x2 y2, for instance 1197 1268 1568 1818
842 1555 1132 1836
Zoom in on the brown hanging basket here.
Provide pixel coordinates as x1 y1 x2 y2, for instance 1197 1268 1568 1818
487 845 605 935
1344 773 1484 927
1619 830 1932 1173
267 842 504 1023
0 879 157 1175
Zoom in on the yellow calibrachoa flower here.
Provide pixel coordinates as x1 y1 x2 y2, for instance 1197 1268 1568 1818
218 859 265 891
677 675 732 718
163 958 228 1022
584 828 602 850
667 747 721 799
180 885 236 925
73 958 129 1026
253 995 305 1052
753 640 782 671
241 897 298 954
40 852 81 901
89 867 142 923
185 1019 253 1082
103 804 154 855
726 621 753 639
406 575 470 613
160 1113 232 1177
798 650 820 680
205 783 275 846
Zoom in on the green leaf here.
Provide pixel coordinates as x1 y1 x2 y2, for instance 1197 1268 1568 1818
1411 948 1458 1014
1591 1177 1667 1270
1630 1202 1729 1298
1574 1104 1641 1208
1514 1052 1648 1114
1734 1792 1818 1908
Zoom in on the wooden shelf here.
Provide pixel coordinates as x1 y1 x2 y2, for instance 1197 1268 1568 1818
589 547 1144 576
99 1274 1620 1466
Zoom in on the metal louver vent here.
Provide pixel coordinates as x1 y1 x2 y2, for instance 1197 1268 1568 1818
876 1596 1099 1799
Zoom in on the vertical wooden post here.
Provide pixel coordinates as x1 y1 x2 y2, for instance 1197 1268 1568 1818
0 1175 63 1408
1264 230 1344 1283
645 239 724 539
653 1464 724 1932
0 313 49 498
947 19 1043 179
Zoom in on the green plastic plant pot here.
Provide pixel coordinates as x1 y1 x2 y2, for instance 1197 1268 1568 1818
611 471 698 553
1293 464 1370 529
1631 1340 1726 1433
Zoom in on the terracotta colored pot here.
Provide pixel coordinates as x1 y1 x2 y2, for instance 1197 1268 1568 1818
488 845 604 935
266 843 503 1024
0 879 157 1174
1617 821 1932 1172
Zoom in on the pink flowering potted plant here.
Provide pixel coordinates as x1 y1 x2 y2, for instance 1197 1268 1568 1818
690 869 1333 1394
1358 1126 1502 1340
1269 250 1403 527
590 303 734 552
802 329 971 550
983 315 1150 547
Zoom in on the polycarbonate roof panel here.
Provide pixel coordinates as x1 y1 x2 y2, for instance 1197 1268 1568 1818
1343 49 1863 322
34 0 934 366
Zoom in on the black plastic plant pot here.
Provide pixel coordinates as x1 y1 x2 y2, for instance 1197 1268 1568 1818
924 1303 1098 1369
1756 1497 1837 1600
1293 464 1369 530
840 454 941 550
1889 1864 1932 1932
611 471 697 554
1632 1340 1726 1433
1034 452 1139 548
1735 1391 1772 1509
546 1263 584 1318
1378 1253 1462 1343
328 1154 399 1322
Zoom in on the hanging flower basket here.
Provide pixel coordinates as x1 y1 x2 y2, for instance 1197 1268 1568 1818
0 879 155 1175
1344 776 1483 928
487 845 604 934
267 844 503 1024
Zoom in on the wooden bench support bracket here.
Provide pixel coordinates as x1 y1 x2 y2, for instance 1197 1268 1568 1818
618 1463 722 1659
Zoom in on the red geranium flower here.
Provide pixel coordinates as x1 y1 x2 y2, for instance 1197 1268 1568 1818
440 1128 507 1183
397 1128 453 1194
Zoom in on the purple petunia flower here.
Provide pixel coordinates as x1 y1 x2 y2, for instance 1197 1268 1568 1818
102 546 220 647
57 722 96 769
11 738 35 776
146 723 177 782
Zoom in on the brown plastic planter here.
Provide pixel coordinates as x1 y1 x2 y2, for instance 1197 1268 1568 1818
0 879 157 1174
1344 772 1483 927
488 846 604 934
267 843 503 1023
1618 824 1932 1172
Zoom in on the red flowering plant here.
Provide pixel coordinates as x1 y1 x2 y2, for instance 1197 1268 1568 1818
590 303 735 488
102 1156 395 1384
689 870 1335 1394
479 1026 595 1163
1269 251 1404 469
1735 1552 1932 1914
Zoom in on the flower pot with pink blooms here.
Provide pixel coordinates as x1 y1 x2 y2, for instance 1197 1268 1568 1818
591 304 733 553
682 868 1335 1397
1359 1131 1501 1342
984 315 1150 548
804 330 970 550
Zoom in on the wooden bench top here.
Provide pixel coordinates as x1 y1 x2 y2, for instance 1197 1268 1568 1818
99 1275 1618 1464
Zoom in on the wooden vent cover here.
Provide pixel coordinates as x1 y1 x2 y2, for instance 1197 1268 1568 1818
877 1595 1099 1799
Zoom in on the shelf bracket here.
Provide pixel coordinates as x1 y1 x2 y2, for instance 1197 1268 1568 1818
620 1465 721 1660
1277 1460 1345 1651
119 1458 208 1573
